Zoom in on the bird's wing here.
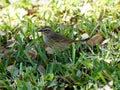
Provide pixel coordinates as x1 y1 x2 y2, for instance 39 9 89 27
50 32 74 43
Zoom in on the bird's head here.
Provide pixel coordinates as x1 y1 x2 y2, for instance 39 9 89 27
39 26 53 35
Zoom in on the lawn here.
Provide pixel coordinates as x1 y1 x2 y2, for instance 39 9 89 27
0 0 120 90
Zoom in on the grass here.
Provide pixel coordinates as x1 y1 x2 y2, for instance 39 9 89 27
0 0 120 90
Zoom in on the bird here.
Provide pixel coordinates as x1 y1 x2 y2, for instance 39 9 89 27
39 26 85 52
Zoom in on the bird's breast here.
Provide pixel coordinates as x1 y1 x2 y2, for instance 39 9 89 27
43 35 53 46
43 35 49 44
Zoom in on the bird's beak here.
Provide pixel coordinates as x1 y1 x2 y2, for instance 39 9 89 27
39 29 44 32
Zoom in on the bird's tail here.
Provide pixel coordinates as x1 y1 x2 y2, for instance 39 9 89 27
80 38 90 44
72 38 90 43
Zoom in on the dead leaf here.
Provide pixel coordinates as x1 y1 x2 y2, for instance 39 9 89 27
45 47 54 54
0 86 6 90
7 65 19 78
7 42 16 48
0 5 4 9
81 33 90 40
86 33 104 46
29 32 41 39
27 8 37 16
12 27 20 34
113 26 120 33
37 65 46 75
27 49 37 60
81 3 93 15
104 59 112 64
0 30 6 36
9 82 16 90
102 38 110 45
70 15 78 24
98 81 113 90
2 50 12 60
98 8 105 21
16 8 27 18
7 65 18 73
0 47 6 53
16 74 23 80
7 37 16 48
110 32 118 38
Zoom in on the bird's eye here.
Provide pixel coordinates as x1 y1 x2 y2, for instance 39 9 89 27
44 30 47 31
43 29 50 33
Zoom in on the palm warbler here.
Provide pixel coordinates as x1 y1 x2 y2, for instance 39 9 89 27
39 26 80 51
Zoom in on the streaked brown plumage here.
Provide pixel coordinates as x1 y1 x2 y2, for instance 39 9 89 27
39 26 79 51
